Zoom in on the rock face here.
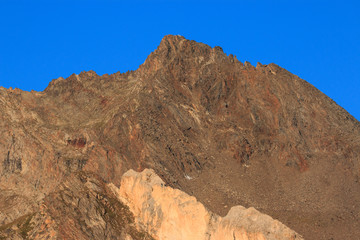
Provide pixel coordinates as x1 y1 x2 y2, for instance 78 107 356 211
0 169 301 240
0 171 153 240
112 168 302 240
0 35 360 239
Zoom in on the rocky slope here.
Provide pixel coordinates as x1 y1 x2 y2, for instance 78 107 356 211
0 171 153 240
0 35 359 239
112 168 302 240
0 169 302 240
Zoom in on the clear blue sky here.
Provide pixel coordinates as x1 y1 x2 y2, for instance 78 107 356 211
1 0 359 120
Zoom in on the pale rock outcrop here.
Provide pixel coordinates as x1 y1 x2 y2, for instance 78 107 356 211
110 169 303 240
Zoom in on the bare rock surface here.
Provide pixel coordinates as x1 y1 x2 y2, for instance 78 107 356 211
0 35 360 239
0 171 153 240
112 168 302 240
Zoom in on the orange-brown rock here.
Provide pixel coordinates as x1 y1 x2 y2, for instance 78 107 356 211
1 35 360 239
111 168 302 240
0 171 153 240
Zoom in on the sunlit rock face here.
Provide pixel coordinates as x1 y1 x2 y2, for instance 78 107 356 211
1 35 360 239
111 169 303 240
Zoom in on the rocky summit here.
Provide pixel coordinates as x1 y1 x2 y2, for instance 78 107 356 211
0 35 359 240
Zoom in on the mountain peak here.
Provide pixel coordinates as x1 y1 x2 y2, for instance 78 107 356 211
139 35 236 76
159 34 186 48
2 36 360 240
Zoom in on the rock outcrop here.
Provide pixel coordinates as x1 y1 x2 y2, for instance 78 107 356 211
112 168 302 240
1 169 301 240
1 35 360 239
0 171 154 240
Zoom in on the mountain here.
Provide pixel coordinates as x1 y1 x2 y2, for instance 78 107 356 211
0 35 359 240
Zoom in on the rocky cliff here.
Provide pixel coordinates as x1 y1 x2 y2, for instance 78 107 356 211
0 169 302 240
111 168 302 240
0 35 359 239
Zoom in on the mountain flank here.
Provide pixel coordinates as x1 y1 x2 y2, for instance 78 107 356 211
0 35 359 239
